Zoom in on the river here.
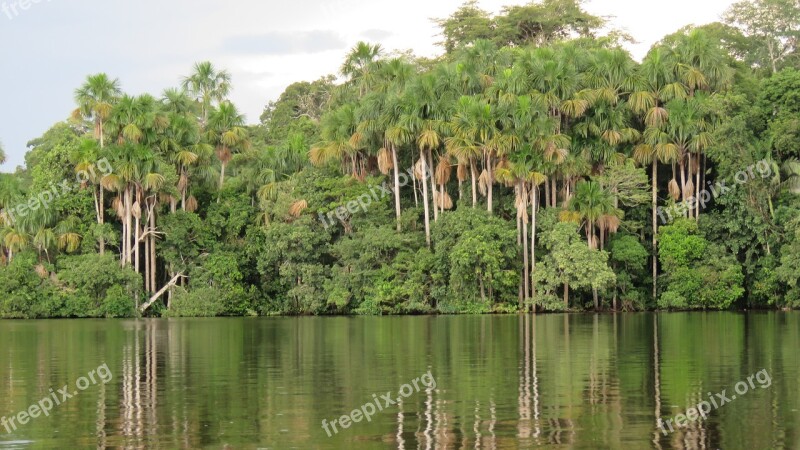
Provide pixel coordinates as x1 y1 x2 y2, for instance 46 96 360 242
0 313 797 449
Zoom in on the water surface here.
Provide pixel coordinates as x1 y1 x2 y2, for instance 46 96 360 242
0 313 797 449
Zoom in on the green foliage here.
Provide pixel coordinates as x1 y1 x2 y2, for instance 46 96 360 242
165 287 226 317
658 219 745 310
534 220 616 310
435 0 605 53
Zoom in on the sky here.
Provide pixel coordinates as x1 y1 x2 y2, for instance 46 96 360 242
0 0 738 172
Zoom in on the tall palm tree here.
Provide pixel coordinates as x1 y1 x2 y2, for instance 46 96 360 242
450 96 497 212
72 74 121 255
341 42 384 97
206 101 250 192
72 138 108 254
631 47 684 302
73 73 122 148
181 61 232 127
160 88 210 211
566 180 620 310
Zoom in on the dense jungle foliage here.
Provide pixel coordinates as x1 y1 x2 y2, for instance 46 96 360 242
1 0 800 318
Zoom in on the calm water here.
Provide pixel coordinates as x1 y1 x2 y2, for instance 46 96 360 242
0 313 798 449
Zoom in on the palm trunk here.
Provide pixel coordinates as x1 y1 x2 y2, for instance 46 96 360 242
150 209 157 293
695 153 701 221
428 147 438 222
652 159 658 303
420 148 431 248
679 154 688 217
125 187 132 266
471 158 477 208
392 145 401 232
412 175 419 207
134 215 140 275
219 161 227 191
521 182 530 305
486 151 493 214
531 187 538 313
144 227 150 292
544 179 550 209
99 186 105 256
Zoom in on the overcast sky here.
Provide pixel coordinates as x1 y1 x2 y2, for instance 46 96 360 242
0 0 737 172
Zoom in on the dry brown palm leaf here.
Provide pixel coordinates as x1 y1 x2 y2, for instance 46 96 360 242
457 162 469 182
289 199 308 218
377 147 393 175
186 195 198 213
112 196 124 218
159 193 172 205
435 191 454 210
435 156 452 185
690 156 701 175
131 201 141 220
178 173 188 192
478 169 490 197
35 264 49 279
598 214 621 234
668 179 681 201
414 159 426 180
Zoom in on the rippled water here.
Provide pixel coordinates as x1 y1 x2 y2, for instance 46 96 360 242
0 313 798 449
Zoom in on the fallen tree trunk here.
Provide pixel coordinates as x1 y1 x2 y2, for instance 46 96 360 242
139 273 185 313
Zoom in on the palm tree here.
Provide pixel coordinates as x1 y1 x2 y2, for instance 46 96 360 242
73 73 122 148
631 46 684 302
72 74 121 255
450 96 497 212
181 61 232 127
341 42 384 97
72 138 108 254
310 104 360 177
160 88 210 211
566 180 620 310
206 101 250 192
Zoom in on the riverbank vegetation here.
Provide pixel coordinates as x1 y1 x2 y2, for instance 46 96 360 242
1 0 800 318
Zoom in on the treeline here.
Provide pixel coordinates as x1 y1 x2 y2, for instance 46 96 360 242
1 0 800 318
